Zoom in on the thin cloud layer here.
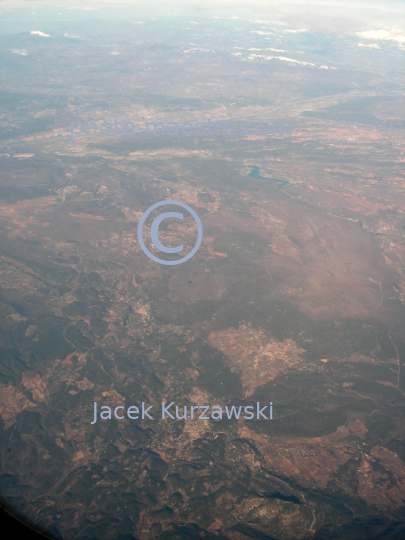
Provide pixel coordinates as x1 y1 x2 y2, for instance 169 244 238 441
357 28 405 48
30 30 50 37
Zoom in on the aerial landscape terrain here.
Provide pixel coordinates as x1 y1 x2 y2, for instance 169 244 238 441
0 2 405 538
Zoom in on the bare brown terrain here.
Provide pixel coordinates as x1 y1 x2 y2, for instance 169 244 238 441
0 8 405 540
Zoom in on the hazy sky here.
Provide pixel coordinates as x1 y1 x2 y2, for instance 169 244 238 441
1 0 404 35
